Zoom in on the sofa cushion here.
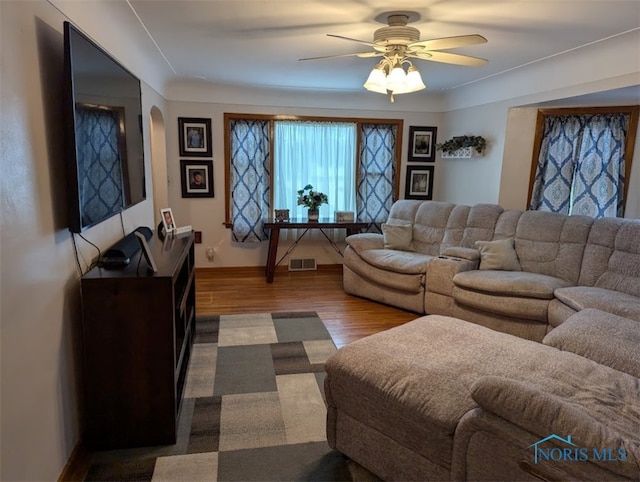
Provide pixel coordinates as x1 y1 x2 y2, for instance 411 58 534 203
454 270 571 299
344 248 425 294
513 211 592 284
475 238 521 271
578 218 640 297
554 286 640 322
382 220 413 251
360 249 432 275
543 309 640 378
452 287 551 322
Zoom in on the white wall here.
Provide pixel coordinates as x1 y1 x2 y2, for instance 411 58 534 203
0 2 159 479
433 103 508 205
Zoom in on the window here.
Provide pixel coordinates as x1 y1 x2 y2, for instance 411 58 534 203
274 120 357 219
528 106 638 218
224 114 402 242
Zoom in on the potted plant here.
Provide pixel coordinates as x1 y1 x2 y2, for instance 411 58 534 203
436 135 487 156
297 184 328 221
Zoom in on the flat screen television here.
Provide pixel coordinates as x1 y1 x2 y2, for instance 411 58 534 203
63 21 146 233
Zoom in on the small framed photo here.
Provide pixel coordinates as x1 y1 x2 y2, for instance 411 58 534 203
405 165 434 200
408 126 437 162
274 209 290 222
180 159 214 198
160 207 176 233
178 117 212 157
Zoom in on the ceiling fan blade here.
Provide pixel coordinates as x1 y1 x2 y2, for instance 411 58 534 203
326 33 375 47
409 34 487 51
299 51 381 61
410 50 488 67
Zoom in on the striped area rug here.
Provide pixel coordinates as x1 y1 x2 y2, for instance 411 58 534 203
85 312 355 481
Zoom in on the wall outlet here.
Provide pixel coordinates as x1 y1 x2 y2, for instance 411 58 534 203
205 247 214 262
194 231 202 243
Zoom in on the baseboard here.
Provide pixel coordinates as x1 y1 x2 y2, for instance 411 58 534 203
58 439 91 482
196 264 343 275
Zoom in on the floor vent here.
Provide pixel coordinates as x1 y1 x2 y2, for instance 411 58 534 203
288 258 317 271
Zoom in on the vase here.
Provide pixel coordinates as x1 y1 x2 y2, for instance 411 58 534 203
307 208 319 221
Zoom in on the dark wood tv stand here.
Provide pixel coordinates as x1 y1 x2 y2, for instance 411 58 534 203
80 231 195 449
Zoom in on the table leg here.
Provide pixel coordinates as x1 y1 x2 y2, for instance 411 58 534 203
265 228 280 283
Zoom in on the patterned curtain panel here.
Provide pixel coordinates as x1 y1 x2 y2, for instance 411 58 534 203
571 114 627 218
529 113 628 218
75 106 124 226
229 119 271 242
357 124 397 232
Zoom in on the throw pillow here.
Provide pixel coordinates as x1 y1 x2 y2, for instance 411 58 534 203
475 238 521 271
382 221 413 251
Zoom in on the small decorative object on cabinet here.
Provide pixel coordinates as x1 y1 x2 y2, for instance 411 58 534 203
80 231 195 449
437 135 486 158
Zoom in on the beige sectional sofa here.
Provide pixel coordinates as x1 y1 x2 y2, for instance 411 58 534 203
326 200 640 480
343 200 640 341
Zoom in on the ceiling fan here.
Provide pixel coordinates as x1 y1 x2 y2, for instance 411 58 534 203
300 11 488 100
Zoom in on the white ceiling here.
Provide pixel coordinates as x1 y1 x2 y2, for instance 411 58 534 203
127 0 640 93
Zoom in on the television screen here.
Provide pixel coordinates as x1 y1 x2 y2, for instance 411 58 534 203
63 21 146 233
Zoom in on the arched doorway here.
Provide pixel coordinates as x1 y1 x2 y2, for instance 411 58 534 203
149 106 168 224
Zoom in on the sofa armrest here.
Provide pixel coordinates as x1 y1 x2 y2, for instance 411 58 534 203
426 256 478 297
441 246 481 261
471 375 640 477
345 233 384 253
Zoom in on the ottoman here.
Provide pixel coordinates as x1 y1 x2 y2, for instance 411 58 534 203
324 314 640 481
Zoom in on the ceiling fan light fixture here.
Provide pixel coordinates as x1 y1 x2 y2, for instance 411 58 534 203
385 63 407 93
404 65 426 93
363 65 388 94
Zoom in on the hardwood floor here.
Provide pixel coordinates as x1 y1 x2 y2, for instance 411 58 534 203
196 265 418 348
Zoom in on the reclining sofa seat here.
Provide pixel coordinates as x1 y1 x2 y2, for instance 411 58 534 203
549 216 640 327
343 200 504 313
445 210 594 341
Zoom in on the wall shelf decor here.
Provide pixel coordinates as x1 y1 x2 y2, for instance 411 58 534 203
437 135 486 158
440 147 478 158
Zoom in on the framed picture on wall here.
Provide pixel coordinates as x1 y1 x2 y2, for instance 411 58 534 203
178 117 212 157
405 165 434 200
180 159 214 198
408 126 437 162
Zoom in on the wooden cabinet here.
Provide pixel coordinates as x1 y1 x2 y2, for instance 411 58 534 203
80 232 195 449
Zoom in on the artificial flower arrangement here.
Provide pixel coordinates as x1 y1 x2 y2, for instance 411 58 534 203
296 184 328 210
436 135 487 155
